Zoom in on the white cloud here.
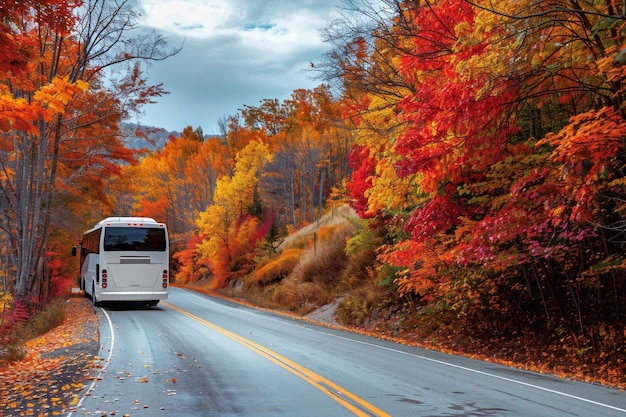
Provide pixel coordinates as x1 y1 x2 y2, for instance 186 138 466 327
135 0 341 133
138 0 236 37
138 0 327 52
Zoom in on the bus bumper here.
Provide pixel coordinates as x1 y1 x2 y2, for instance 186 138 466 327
97 291 168 302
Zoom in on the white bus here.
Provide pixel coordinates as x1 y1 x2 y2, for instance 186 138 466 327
73 217 169 306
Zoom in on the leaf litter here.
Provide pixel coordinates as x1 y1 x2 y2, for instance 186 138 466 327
0 297 100 416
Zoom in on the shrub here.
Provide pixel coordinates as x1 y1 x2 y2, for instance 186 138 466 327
265 284 295 310
336 291 378 326
1 344 26 363
339 223 381 290
16 298 66 340
316 225 340 244
250 248 302 285
0 298 67 364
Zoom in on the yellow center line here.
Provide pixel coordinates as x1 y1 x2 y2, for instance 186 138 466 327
162 301 391 417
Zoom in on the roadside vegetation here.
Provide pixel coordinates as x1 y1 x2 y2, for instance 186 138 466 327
0 297 67 364
234 205 367 313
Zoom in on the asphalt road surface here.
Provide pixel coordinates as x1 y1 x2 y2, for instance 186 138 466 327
68 287 626 416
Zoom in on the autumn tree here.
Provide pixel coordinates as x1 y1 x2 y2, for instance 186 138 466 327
319 0 421 225
322 0 626 359
451 0 626 340
125 128 204 232
125 86 351 286
120 128 231 275
0 0 178 302
244 87 350 227
195 140 273 288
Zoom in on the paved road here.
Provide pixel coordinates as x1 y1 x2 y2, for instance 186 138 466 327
69 287 626 416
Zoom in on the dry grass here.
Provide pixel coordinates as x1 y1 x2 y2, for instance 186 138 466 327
261 221 357 314
231 206 367 315
278 205 357 251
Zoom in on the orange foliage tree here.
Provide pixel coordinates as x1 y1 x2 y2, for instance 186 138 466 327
0 0 178 303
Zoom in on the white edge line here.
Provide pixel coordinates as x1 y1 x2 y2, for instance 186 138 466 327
66 307 115 417
323 331 626 414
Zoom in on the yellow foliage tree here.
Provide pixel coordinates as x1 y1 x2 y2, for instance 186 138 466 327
196 140 273 287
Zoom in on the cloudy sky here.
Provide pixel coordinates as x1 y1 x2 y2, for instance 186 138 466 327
133 0 343 134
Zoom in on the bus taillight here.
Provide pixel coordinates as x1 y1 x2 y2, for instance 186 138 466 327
162 270 168 288
102 269 108 289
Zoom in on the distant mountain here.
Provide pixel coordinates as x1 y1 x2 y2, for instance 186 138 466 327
119 122 180 151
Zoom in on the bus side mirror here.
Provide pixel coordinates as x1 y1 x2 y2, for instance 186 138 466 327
71 246 77 256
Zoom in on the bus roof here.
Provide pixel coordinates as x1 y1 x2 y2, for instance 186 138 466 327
97 217 160 227
82 217 167 238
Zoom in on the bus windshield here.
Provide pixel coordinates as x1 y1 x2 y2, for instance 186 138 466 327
103 227 167 251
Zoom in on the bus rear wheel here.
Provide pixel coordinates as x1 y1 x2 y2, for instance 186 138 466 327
92 284 100 307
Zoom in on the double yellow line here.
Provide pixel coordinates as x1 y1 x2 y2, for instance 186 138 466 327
163 302 391 417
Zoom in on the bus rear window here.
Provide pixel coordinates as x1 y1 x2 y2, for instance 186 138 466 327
103 227 167 251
